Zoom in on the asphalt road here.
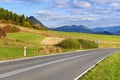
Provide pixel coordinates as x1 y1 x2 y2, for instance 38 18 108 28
0 48 119 80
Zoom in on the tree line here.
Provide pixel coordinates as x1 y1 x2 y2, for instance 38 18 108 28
0 8 33 28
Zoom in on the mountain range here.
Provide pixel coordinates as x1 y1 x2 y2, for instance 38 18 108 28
92 26 120 35
52 25 93 33
28 16 119 35
51 25 120 35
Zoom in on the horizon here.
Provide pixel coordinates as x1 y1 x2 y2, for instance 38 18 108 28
0 0 120 28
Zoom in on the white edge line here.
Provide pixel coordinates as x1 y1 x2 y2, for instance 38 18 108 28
0 52 97 78
74 53 112 80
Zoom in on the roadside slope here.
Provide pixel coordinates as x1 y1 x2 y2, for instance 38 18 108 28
80 52 120 80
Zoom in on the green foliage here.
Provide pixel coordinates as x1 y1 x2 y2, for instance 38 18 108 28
78 39 98 49
0 8 32 28
3 25 20 33
57 38 80 49
57 38 98 49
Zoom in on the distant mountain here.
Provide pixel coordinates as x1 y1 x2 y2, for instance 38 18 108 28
28 16 47 28
52 25 93 33
94 31 114 35
92 26 120 35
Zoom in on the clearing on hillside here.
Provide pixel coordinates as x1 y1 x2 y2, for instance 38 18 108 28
41 37 65 45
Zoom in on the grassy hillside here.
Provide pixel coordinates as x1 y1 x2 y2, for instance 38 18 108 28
32 30 120 48
80 52 120 80
1 23 120 48
0 23 120 60
7 32 45 45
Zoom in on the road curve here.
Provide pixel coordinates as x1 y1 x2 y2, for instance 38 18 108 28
0 48 119 80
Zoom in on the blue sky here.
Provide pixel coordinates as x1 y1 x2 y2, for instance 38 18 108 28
0 0 120 28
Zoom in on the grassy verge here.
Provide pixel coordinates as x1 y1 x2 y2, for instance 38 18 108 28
0 47 42 60
0 47 79 60
80 52 120 80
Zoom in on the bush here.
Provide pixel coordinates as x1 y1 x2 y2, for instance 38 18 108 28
57 38 80 49
78 39 98 49
57 38 98 49
3 25 20 33
0 28 6 38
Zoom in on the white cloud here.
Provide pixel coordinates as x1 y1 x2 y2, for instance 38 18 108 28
71 9 88 15
19 0 48 3
35 10 58 16
110 2 120 9
53 0 70 8
73 1 92 8
0 0 10 3
1 0 49 3
91 0 110 4
92 7 111 14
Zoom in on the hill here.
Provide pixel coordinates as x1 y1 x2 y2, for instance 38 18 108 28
28 16 47 29
0 8 47 30
52 25 93 33
28 16 48 30
28 16 44 26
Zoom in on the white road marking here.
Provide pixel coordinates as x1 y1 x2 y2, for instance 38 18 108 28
74 53 112 80
0 52 97 78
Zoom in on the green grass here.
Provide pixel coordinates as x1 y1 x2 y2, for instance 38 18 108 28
7 31 45 44
80 52 120 80
0 39 4 44
0 46 48 60
0 31 47 60
42 30 120 41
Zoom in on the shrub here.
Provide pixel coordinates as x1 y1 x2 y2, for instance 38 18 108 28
0 28 6 38
78 39 98 49
3 25 20 33
57 38 80 49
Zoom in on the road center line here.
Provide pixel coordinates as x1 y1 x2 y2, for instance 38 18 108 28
0 52 97 78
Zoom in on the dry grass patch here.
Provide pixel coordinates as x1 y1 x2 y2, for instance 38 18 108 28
41 37 65 45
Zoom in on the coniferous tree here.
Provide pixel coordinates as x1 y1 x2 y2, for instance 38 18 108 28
0 7 47 30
